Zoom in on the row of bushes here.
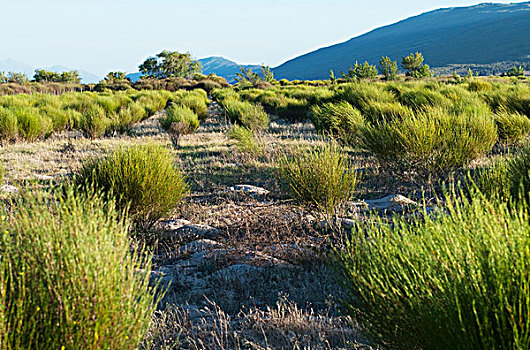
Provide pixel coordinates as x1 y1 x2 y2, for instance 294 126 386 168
0 89 209 142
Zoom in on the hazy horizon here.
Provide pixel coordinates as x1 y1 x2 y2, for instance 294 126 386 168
1 0 528 76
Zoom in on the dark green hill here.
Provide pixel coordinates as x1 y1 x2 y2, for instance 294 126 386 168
273 2 530 79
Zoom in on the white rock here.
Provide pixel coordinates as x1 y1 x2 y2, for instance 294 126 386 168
180 239 223 254
175 224 223 240
227 184 270 196
1 185 18 193
365 194 418 212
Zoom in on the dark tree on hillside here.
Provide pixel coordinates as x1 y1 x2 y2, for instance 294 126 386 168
342 61 377 80
505 66 525 77
139 51 202 79
402 52 432 78
378 56 398 80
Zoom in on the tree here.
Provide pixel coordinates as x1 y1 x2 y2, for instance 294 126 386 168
505 66 525 77
6 72 28 84
33 69 80 83
402 52 432 78
378 56 398 80
234 66 261 86
104 71 129 83
260 65 275 83
342 61 377 80
139 51 202 79
330 70 336 84
34 69 60 83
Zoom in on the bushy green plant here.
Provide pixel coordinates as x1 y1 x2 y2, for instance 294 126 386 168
277 143 360 213
13 106 52 141
160 105 200 146
0 107 18 142
398 88 451 110
174 90 209 121
74 144 189 229
75 104 110 139
358 107 497 176
224 100 269 131
276 97 310 122
335 192 530 350
361 101 413 123
310 101 364 143
0 187 159 349
494 108 530 145
227 125 263 156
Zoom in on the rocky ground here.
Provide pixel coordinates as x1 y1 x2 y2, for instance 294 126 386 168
0 102 434 349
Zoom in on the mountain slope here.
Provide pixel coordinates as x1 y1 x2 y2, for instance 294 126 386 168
199 56 261 83
274 2 530 80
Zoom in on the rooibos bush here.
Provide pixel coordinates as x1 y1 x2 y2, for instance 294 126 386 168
310 101 364 143
358 107 497 176
0 187 159 349
277 143 360 214
224 100 269 131
74 144 189 229
494 108 530 145
335 192 530 350
0 107 18 142
160 105 200 146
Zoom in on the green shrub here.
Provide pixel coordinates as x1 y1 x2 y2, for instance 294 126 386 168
277 143 360 213
227 125 263 156
472 160 511 201
224 100 269 131
310 101 364 143
160 105 200 146
276 97 310 122
176 91 209 121
74 144 189 229
0 188 158 349
398 88 451 110
467 79 492 92
361 101 413 123
75 104 109 139
335 82 396 112
0 107 18 142
335 192 530 349
358 108 497 176
494 108 530 145
13 106 52 141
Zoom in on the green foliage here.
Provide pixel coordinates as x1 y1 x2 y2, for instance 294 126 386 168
402 52 432 78
467 79 492 92
139 50 202 79
310 101 364 143
378 56 398 80
0 107 18 142
173 90 209 121
277 143 360 214
160 105 200 147
75 104 110 139
33 69 81 83
335 192 530 350
494 108 530 145
0 187 158 349
358 108 497 176
505 66 525 77
74 144 189 230
342 61 378 80
13 106 52 141
227 125 263 156
276 97 310 122
224 100 269 131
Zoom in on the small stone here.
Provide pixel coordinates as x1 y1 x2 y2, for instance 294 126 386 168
161 219 192 231
1 185 18 194
180 239 223 254
175 224 223 240
365 194 418 212
227 184 270 196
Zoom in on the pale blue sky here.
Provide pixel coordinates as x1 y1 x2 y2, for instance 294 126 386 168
0 0 527 75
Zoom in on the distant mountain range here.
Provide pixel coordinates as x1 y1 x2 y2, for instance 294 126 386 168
0 59 101 84
273 2 530 80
